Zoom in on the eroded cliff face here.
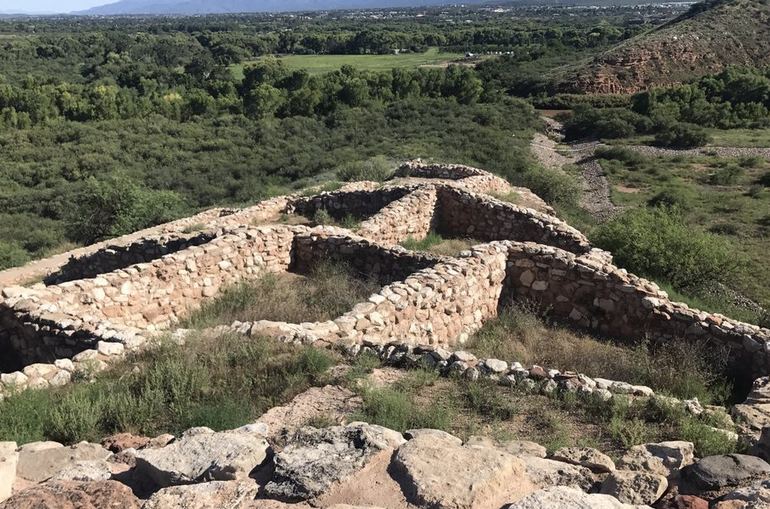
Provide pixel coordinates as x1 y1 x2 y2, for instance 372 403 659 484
556 0 770 94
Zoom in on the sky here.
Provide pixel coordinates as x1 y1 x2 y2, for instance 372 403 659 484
1 0 109 13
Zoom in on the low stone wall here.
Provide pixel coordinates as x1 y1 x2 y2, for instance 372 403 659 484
494 241 770 379
436 187 592 255
357 186 439 245
291 231 441 286
332 250 507 347
396 161 490 180
291 187 412 221
44 232 216 285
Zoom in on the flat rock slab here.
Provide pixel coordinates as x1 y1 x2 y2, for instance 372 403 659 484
601 470 668 506
16 442 111 483
143 481 259 509
51 460 112 482
680 454 770 498
253 385 362 440
0 443 18 503
465 436 546 458
507 486 652 509
135 429 269 488
519 456 595 492
392 434 535 509
264 423 405 501
617 441 695 478
552 447 615 473
715 479 770 508
0 480 140 509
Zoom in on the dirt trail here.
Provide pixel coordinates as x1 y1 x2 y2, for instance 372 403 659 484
531 119 619 222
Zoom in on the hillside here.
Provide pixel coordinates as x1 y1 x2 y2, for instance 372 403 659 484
555 0 770 94
78 0 490 15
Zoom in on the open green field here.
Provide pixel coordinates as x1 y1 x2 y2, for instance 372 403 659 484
231 47 468 78
596 149 770 317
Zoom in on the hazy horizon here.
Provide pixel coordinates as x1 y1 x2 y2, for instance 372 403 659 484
1 0 116 13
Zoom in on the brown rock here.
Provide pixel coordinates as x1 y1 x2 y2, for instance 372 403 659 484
0 480 140 509
101 433 151 453
392 434 535 508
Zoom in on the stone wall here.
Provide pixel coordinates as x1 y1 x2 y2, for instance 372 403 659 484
291 230 441 286
357 186 439 245
291 187 412 221
494 241 770 379
435 187 592 255
331 250 507 348
45 232 216 285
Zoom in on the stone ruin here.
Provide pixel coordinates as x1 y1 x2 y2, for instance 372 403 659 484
0 160 769 395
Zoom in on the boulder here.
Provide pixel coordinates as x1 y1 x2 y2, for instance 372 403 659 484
16 442 111 483
656 495 709 509
101 434 151 453
0 480 140 509
392 433 535 509
600 470 668 505
617 441 695 478
264 423 404 501
465 436 546 458
506 486 652 509
680 454 770 498
51 460 112 482
519 456 595 491
715 479 770 508
552 447 615 473
0 442 17 503
143 480 258 509
134 429 269 488
404 429 462 446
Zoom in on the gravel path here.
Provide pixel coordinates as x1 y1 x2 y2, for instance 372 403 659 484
626 145 770 159
531 121 620 222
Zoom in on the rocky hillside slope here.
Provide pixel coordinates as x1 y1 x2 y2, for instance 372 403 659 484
556 0 770 94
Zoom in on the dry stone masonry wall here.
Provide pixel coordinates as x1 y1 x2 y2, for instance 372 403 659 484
1 160 770 396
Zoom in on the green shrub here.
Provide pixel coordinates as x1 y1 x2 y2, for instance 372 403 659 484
354 386 451 431
563 105 648 141
516 167 580 206
66 174 188 245
0 241 29 270
595 146 647 168
336 156 393 182
593 207 736 289
653 123 712 149
647 187 695 210
709 165 744 185
758 171 770 187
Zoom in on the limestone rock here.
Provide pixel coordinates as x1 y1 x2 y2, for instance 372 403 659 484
680 454 770 498
51 460 112 482
393 433 535 509
0 480 140 509
16 442 111 483
264 423 404 501
0 442 17 503
134 430 269 488
617 441 695 477
465 436 546 458
552 447 615 473
600 470 668 505
143 480 259 509
519 456 595 491
716 479 770 508
506 486 653 509
404 429 462 446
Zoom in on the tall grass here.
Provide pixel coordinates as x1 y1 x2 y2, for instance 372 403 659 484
0 333 336 445
467 305 732 404
400 232 477 256
181 261 380 328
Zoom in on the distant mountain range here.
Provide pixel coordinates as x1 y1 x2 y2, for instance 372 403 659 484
77 0 491 15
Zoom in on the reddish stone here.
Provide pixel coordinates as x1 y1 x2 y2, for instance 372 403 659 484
101 433 151 453
673 495 709 509
528 365 548 380
0 481 140 509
